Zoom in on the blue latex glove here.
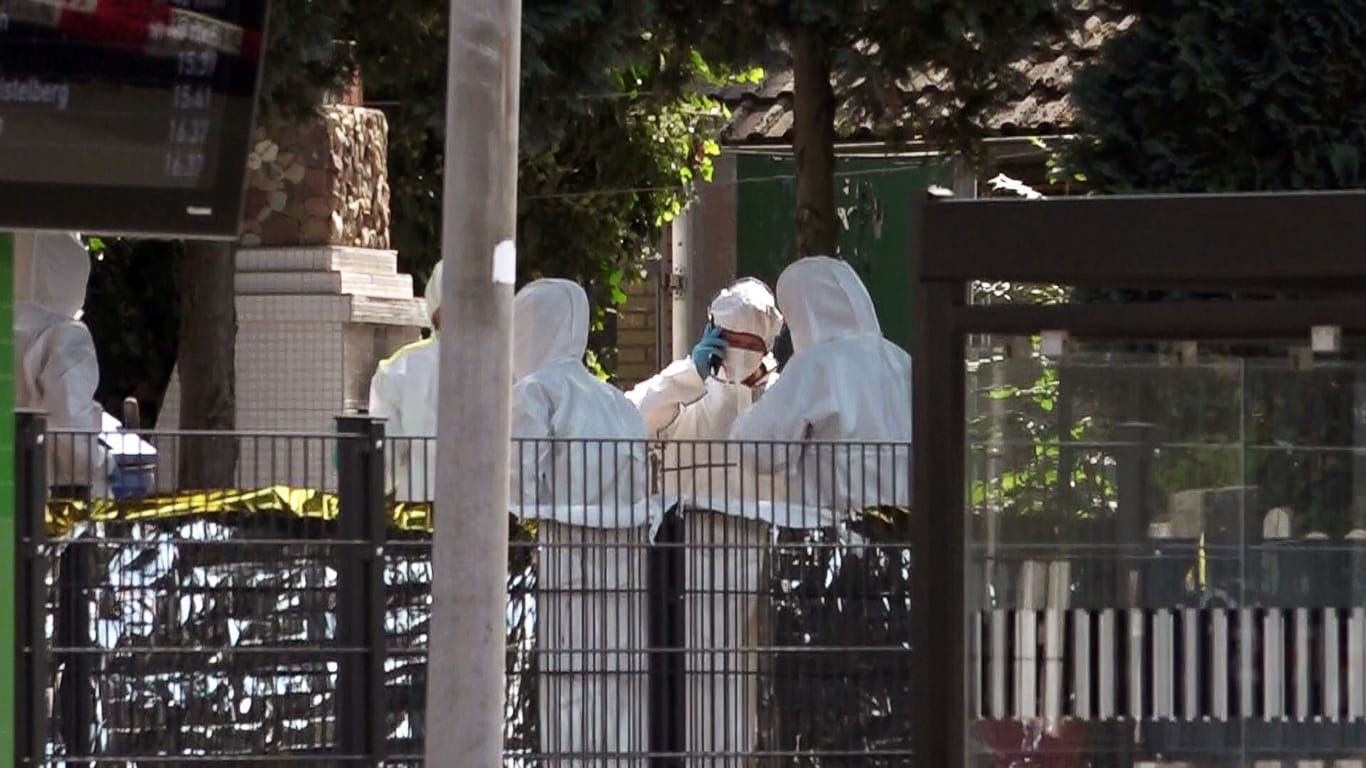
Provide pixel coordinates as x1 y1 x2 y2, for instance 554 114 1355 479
690 323 727 379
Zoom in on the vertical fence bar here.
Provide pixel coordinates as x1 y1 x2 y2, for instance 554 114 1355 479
52 439 93 767
14 411 48 766
648 505 686 766
336 416 388 764
363 419 389 762
336 417 365 761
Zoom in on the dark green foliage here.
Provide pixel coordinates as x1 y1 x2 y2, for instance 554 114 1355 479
342 2 738 375
1068 0 1366 192
255 0 356 123
83 238 180 423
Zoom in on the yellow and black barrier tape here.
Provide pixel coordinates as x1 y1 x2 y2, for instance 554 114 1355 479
42 487 448 539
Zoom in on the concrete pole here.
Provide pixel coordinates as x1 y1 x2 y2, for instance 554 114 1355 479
670 207 694 360
424 0 521 764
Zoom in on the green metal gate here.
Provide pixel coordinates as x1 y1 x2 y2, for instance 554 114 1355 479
734 152 952 352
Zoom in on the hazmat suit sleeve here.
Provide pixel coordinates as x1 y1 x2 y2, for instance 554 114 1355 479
367 357 399 424
509 378 555 510
367 355 410 494
30 323 111 489
624 359 708 438
728 354 837 474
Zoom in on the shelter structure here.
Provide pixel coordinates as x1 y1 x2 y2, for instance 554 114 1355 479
911 190 1366 766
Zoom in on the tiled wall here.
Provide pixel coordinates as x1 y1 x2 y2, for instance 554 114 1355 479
235 319 346 420
156 245 426 493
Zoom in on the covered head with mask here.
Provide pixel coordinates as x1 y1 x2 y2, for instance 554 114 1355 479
15 232 110 492
626 277 784 441
730 256 912 516
512 279 651 762
703 277 785 388
367 260 443 501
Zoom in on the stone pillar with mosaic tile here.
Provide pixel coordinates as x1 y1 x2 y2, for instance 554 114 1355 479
157 104 426 493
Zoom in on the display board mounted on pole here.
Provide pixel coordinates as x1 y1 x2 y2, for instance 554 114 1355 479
0 0 270 240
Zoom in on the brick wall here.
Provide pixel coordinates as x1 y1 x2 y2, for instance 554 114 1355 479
616 272 669 388
612 153 739 390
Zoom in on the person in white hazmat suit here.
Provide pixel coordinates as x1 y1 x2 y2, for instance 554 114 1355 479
731 255 913 513
367 260 443 502
15 232 112 495
625 277 783 765
510 279 651 766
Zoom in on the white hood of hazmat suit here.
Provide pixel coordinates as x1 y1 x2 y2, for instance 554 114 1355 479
626 278 784 516
15 232 110 492
510 279 650 527
367 261 444 501
709 277 784 387
730 256 912 523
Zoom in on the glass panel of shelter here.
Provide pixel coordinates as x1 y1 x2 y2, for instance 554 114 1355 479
965 334 1366 767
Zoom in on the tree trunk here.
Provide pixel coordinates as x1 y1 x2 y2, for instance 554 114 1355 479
176 240 238 489
791 25 839 258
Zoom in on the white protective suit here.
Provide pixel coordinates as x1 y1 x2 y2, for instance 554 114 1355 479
367 260 442 502
15 232 110 494
625 278 783 766
730 256 913 518
510 279 651 767
626 277 783 503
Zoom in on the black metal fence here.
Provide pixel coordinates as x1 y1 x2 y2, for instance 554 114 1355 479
12 411 913 766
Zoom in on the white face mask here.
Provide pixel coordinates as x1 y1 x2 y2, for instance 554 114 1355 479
714 346 766 385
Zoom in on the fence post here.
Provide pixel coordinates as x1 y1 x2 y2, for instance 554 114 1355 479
48 432 93 766
336 416 388 764
647 505 686 766
14 411 48 766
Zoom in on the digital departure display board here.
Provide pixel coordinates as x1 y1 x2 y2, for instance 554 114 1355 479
0 0 269 239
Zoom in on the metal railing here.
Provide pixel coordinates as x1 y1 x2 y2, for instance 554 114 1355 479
12 411 913 766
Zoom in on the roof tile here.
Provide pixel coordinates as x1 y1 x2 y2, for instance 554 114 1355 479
720 12 1134 145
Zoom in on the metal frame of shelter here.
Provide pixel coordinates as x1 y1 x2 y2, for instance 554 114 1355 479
908 189 1366 767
